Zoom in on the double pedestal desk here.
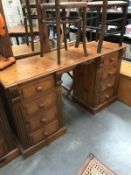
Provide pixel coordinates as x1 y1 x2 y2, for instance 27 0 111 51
0 41 125 159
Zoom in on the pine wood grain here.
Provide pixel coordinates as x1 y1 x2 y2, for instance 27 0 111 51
120 60 131 77
0 42 125 88
118 60 131 107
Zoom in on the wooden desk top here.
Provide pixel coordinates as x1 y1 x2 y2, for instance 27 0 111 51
8 25 39 36
12 43 40 58
120 60 131 77
0 41 125 88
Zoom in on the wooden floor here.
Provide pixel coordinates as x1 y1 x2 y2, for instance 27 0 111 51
0 41 125 88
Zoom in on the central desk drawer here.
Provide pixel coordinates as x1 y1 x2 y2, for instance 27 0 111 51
23 92 56 115
29 120 59 145
20 76 55 99
26 106 57 132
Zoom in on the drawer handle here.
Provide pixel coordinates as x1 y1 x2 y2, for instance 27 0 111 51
44 132 49 136
39 103 45 109
105 95 110 99
11 96 21 103
108 71 114 76
36 86 43 92
41 117 47 123
107 84 113 88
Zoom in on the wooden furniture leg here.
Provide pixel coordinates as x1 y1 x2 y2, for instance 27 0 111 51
82 7 88 56
24 18 29 46
97 0 107 53
95 7 101 42
62 9 68 51
26 0 34 52
55 0 61 64
119 5 128 46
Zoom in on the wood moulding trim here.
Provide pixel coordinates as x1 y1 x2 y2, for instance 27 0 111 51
72 95 117 114
8 86 30 148
0 148 20 168
21 127 67 159
55 73 64 128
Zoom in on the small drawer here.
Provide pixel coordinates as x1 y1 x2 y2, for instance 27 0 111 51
29 120 58 145
100 66 118 81
23 92 56 115
20 76 55 99
100 52 119 68
26 106 57 132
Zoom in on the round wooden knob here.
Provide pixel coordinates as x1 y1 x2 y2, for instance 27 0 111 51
105 94 110 99
36 86 43 92
44 132 49 136
107 83 112 88
39 103 45 109
108 71 114 76
41 117 47 123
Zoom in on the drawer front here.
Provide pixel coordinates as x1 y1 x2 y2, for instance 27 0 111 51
26 106 57 132
20 76 55 99
29 120 58 145
23 91 56 115
100 66 118 81
100 89 114 103
101 52 119 67
100 76 116 92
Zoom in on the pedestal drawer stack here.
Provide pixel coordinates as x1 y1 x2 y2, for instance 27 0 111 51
2 75 65 158
73 50 122 114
